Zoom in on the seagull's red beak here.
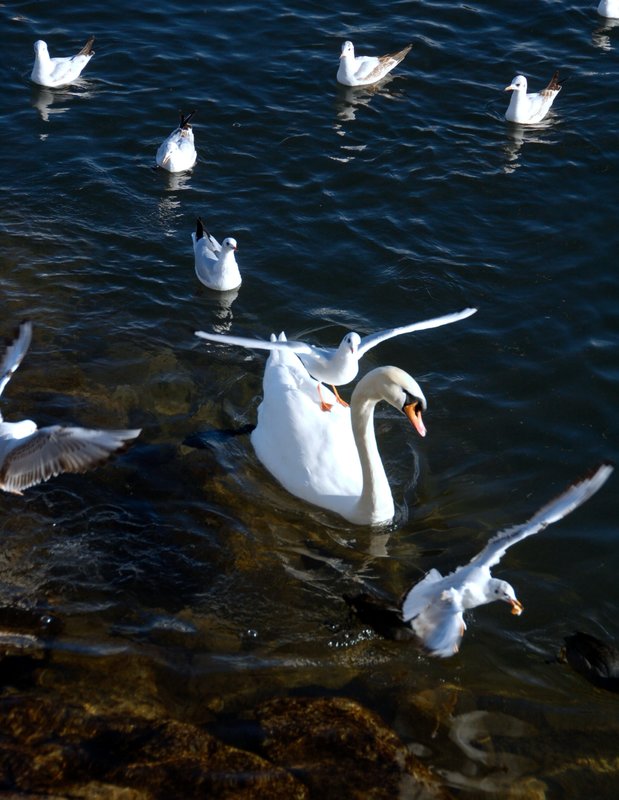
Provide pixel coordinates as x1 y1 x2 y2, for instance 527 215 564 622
509 598 524 616
403 402 426 438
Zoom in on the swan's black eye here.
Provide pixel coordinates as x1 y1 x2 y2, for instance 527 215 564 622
494 588 499 594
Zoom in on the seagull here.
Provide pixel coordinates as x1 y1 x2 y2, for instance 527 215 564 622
598 1 619 18
156 111 197 173
0 321 141 495
191 218 241 292
337 40 413 87
195 307 476 410
400 463 613 657
31 36 95 88
504 71 563 124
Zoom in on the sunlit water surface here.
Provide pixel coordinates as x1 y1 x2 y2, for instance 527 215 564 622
1 0 618 796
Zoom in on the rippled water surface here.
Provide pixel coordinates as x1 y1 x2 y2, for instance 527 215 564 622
2 0 619 796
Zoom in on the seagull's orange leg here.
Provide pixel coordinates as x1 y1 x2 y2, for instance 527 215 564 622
331 385 349 408
317 384 333 412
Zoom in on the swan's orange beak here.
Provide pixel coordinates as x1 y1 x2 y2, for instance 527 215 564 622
404 402 426 438
509 598 524 616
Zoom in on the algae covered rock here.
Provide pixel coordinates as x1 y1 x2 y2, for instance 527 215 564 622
254 695 452 799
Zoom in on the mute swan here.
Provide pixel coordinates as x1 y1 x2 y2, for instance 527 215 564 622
504 71 563 124
337 41 413 87
247 334 427 525
31 36 95 88
399 463 613 657
196 307 476 410
191 218 241 291
0 321 141 495
156 111 197 172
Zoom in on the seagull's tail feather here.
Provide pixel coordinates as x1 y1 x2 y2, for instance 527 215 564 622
78 36 95 56
196 217 205 241
546 70 563 92
180 110 196 129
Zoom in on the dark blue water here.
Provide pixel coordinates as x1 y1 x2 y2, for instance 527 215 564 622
1 0 618 794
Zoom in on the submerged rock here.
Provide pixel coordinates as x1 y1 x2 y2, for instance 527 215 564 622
0 695 307 799
254 695 452 799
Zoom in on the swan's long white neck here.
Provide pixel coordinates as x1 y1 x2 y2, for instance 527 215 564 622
350 392 394 525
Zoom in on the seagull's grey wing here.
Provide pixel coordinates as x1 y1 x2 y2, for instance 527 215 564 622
410 589 465 658
0 321 33 402
470 463 614 570
0 426 141 494
400 567 444 622
357 308 477 358
194 330 315 355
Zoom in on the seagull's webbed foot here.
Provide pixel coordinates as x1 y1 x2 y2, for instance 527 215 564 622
317 384 333 412
331 384 349 408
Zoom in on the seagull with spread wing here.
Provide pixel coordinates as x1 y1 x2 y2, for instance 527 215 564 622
0 321 141 495
401 463 613 657
195 307 476 410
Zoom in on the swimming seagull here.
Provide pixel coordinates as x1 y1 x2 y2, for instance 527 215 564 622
598 1 619 18
191 218 241 292
156 111 197 173
31 36 95 88
337 40 413 87
195 307 476 410
504 71 563 124
0 321 141 495
400 463 613 657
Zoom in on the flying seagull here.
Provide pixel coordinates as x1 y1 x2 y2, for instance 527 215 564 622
400 463 613 657
0 321 141 494
195 307 476 410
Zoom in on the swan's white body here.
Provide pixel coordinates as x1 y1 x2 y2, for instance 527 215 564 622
156 111 197 173
191 218 241 292
337 40 412 87
31 37 95 88
401 464 613 657
0 321 141 494
196 308 476 391
598 0 619 18
504 71 562 124
250 335 427 525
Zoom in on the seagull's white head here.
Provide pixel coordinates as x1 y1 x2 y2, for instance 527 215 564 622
340 40 355 59
342 331 361 355
487 578 523 615
222 237 238 252
505 75 527 93
34 40 48 56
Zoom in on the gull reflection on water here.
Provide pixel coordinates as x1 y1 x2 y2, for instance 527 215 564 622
334 74 396 125
209 287 239 333
156 170 193 234
31 81 95 124
331 78 401 163
592 17 619 51
502 119 556 174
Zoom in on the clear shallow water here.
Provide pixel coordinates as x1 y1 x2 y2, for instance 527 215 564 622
1 0 619 795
